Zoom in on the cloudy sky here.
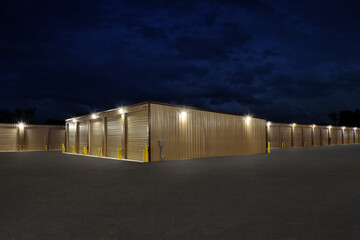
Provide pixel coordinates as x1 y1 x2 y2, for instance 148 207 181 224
1 0 360 123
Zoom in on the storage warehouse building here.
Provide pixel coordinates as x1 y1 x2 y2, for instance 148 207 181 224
65 101 266 162
0 123 65 151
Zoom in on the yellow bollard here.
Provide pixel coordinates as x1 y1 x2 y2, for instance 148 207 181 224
19 145 22 151
71 146 75 154
267 141 270 153
62 144 65 153
98 147 102 157
145 145 149 162
45 145 47 151
304 142 307 147
83 147 87 155
49 145 51 151
350 140 352 144
23 145 25 151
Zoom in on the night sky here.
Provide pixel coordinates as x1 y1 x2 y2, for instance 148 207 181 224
1 0 360 124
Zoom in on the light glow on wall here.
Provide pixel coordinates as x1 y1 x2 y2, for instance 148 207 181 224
92 114 98 119
292 123 296 127
328 125 332 129
119 108 124 114
245 115 251 124
18 122 24 129
312 124 316 128
266 121 271 127
180 111 187 119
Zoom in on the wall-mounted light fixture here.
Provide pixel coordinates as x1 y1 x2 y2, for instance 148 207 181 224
342 126 345 130
92 114 98 119
119 108 124 114
245 115 251 124
18 122 24 129
292 123 296 127
312 124 316 128
328 125 332 129
266 121 271 127
180 111 187 119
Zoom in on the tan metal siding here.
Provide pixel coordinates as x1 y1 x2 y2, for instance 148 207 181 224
90 119 103 156
269 126 280 148
126 110 148 161
281 127 291 148
150 104 266 161
0 128 18 151
303 127 311 146
348 130 354 143
293 127 302 147
337 130 342 144
25 128 47 150
68 123 76 152
356 130 359 143
107 115 124 158
343 130 348 143
48 128 65 150
313 128 321 146
79 121 88 154
330 129 337 145
321 128 329 145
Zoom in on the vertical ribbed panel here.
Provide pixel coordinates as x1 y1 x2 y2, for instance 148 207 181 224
150 104 266 161
25 128 47 150
0 128 18 151
313 128 321 146
90 119 103 155
337 129 342 144
48 128 65 150
348 130 354 143
303 127 311 146
126 110 148 161
293 127 302 147
343 130 348 143
321 128 328 145
355 130 359 143
79 121 88 154
330 128 337 144
107 115 124 158
68 123 76 151
282 127 291 148
269 126 280 148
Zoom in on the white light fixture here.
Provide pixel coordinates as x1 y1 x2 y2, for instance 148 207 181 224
18 123 24 129
180 111 187 119
266 121 271 127
245 115 251 124
342 126 345 130
354 127 357 131
92 114 98 119
312 124 316 128
292 123 296 127
119 108 124 114
328 125 332 129
72 118 77 123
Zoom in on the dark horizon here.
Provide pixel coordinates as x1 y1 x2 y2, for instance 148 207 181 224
1 0 360 124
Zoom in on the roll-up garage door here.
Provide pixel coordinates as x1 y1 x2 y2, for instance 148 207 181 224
348 130 354 144
68 123 76 152
330 129 337 145
321 129 329 145
356 130 359 143
303 127 311 146
281 126 291 148
0 128 18 151
313 128 321 146
337 130 342 144
269 126 280 148
293 127 302 147
48 128 65 150
343 130 348 144
79 121 88 154
126 110 148 160
107 115 124 158
25 128 47 150
90 119 103 156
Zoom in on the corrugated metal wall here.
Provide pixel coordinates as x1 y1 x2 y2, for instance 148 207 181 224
293 127 302 147
0 124 64 152
343 130 348 144
282 126 292 148
313 128 321 146
68 123 76 152
303 127 312 146
126 110 148 161
79 121 88 154
269 125 280 148
107 115 124 158
90 119 103 156
150 103 266 161
0 127 18 151
48 128 65 150
321 128 329 145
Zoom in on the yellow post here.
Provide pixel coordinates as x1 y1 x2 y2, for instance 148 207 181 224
23 145 25 151
350 140 352 144
337 140 339 145
83 147 87 155
267 141 270 153
304 142 307 147
62 144 65 153
49 145 51 151
145 145 149 162
71 146 75 154
117 148 120 159
98 148 102 157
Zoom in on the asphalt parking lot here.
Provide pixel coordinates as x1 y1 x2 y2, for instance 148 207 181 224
1 145 360 240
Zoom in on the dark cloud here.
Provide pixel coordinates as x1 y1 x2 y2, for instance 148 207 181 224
0 0 360 123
